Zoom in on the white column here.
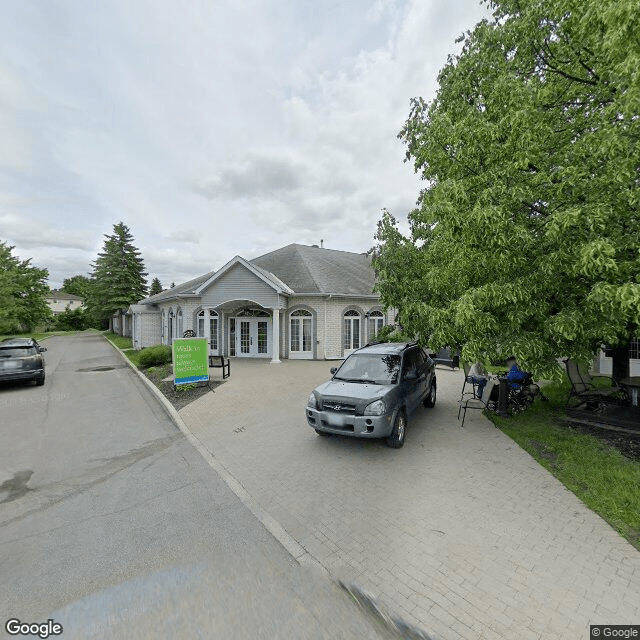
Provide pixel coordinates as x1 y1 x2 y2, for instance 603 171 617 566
204 308 210 351
271 308 281 363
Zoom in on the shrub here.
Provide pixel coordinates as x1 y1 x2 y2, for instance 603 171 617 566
138 344 172 368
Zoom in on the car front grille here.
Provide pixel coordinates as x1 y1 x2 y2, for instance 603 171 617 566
320 400 357 415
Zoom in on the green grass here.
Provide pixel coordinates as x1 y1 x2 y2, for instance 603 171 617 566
102 331 144 367
488 379 640 550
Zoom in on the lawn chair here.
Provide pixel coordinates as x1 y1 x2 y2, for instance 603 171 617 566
563 358 626 409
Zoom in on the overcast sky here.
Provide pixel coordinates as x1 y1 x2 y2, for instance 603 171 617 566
0 0 488 290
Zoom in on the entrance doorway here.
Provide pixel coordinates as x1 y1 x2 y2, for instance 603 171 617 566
233 317 271 357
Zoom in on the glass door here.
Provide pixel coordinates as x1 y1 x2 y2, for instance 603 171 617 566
240 320 251 355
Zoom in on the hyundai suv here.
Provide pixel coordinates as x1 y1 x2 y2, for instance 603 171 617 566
306 342 436 448
0 338 47 386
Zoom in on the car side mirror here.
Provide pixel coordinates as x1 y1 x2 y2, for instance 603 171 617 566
330 367 337 375
39 346 47 352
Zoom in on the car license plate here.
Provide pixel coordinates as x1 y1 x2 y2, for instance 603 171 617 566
0 361 20 370
327 414 346 427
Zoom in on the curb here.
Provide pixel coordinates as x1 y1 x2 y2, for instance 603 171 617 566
104 336 327 574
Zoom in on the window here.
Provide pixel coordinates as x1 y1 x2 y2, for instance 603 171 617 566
344 310 360 351
209 310 218 351
197 310 205 337
367 311 384 340
290 310 312 353
176 309 183 339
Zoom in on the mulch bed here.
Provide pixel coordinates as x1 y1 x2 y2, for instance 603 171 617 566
559 418 640 461
142 365 224 411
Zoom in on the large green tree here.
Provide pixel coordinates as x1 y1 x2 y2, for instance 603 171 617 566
374 0 639 378
61 274 92 299
0 241 52 333
87 222 148 328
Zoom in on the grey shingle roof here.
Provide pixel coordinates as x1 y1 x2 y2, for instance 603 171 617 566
138 244 376 305
138 270 216 304
251 244 376 296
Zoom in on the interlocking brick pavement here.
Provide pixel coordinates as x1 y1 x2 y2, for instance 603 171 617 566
180 360 640 639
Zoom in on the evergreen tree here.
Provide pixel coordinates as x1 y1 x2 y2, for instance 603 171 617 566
149 277 163 296
87 222 148 328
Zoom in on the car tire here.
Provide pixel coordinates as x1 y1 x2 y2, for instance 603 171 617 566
36 374 45 386
386 409 406 448
315 429 331 437
423 380 437 408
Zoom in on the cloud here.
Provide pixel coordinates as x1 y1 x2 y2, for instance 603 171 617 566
0 213 95 251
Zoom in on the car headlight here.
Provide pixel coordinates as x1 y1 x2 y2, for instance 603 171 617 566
364 399 386 416
307 392 318 409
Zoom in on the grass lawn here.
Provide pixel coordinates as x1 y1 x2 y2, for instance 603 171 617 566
102 331 143 367
488 379 640 550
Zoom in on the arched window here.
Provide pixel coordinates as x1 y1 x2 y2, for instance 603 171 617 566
367 310 384 340
344 310 360 352
290 309 312 354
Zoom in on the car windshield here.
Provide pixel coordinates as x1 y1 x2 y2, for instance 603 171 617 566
334 353 401 385
0 346 37 357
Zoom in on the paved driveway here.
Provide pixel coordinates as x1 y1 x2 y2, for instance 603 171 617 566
179 360 640 640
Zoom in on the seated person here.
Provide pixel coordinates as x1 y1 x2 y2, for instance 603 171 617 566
468 362 490 398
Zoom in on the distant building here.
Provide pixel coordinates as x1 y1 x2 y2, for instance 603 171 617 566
46 290 84 316
122 243 395 362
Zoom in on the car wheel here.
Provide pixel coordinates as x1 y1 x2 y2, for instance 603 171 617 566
315 429 331 437
36 374 45 386
386 410 406 448
423 380 437 408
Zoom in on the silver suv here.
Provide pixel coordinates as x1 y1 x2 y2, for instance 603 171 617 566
306 342 436 448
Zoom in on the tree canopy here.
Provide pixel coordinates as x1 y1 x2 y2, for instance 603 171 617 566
86 222 148 324
61 275 92 299
0 241 52 333
373 0 640 377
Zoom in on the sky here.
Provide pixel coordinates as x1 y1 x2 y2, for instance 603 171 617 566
0 0 489 290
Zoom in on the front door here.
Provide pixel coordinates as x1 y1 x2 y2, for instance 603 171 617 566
236 319 271 357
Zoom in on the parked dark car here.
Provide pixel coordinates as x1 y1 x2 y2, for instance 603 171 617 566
0 338 46 386
306 342 436 448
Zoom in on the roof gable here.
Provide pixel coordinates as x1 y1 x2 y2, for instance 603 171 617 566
194 256 294 295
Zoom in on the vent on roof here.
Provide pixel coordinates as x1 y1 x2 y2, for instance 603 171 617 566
311 244 319 248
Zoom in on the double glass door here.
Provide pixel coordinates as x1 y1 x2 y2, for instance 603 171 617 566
237 319 270 357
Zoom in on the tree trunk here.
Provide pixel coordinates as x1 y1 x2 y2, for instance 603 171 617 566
608 344 629 383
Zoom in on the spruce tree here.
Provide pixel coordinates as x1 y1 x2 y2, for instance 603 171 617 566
88 222 148 328
149 277 163 296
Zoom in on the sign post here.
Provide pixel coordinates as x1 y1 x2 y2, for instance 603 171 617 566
172 337 209 387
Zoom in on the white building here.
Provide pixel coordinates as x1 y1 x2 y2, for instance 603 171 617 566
126 243 395 362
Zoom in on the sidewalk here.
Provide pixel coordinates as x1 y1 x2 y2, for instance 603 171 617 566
179 359 640 640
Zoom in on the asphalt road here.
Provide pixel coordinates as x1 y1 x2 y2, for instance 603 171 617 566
0 333 395 640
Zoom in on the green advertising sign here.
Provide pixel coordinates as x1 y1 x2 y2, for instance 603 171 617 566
172 338 209 386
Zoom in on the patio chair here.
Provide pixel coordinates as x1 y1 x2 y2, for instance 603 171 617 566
460 362 488 402
458 390 491 427
563 358 626 409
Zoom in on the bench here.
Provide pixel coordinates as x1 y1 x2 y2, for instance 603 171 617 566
209 355 231 379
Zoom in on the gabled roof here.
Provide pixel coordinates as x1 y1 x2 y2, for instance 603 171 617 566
137 243 377 306
194 256 294 295
251 244 376 296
